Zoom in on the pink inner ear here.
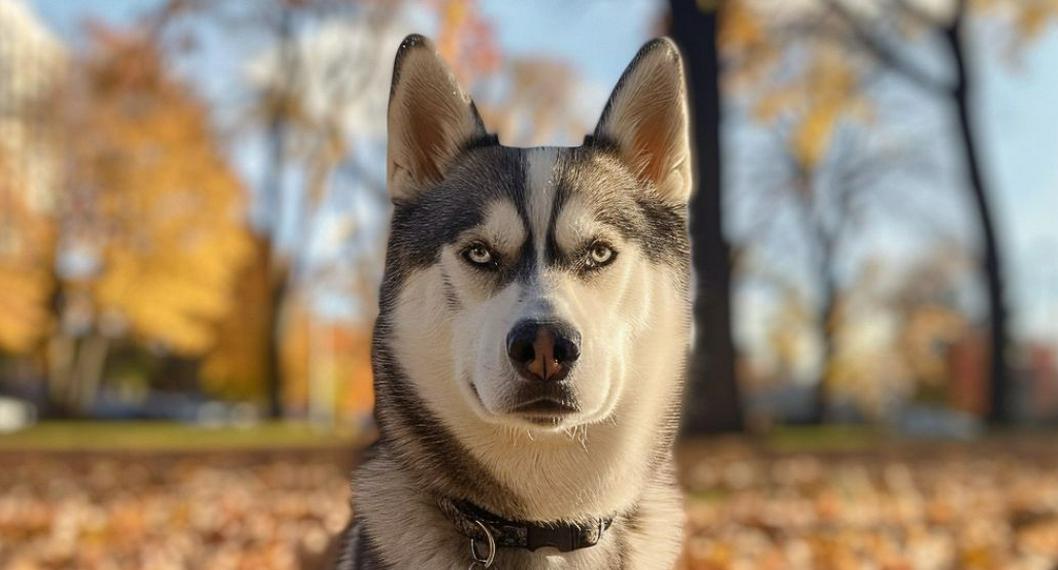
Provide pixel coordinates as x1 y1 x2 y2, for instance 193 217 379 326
629 98 677 185
596 47 686 194
406 98 447 184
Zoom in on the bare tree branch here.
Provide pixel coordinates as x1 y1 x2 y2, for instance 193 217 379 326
821 0 951 96
891 0 944 29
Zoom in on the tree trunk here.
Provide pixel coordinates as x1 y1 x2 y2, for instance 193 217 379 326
808 282 838 425
669 0 743 434
45 331 109 417
263 251 289 419
943 5 1010 424
74 333 109 414
259 7 295 420
45 332 77 417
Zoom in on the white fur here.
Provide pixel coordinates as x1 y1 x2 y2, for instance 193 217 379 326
526 147 559 259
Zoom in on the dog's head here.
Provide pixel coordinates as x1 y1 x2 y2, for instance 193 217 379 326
379 35 692 434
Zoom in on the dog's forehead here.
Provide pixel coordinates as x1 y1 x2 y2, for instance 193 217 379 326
445 145 639 231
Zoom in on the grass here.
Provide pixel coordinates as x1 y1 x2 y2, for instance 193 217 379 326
0 421 364 452
8 421 1025 454
763 424 883 452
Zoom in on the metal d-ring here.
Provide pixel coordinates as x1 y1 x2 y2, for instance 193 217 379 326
468 519 496 569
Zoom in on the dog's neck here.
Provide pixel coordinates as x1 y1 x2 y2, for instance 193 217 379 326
354 428 685 569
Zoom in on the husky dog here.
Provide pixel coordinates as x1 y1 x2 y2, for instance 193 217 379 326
337 34 694 569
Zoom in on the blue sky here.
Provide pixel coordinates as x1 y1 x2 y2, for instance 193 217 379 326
28 0 1058 343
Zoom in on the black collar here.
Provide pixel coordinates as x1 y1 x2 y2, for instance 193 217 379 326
437 497 614 554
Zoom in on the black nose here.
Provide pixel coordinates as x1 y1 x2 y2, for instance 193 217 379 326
506 320 581 383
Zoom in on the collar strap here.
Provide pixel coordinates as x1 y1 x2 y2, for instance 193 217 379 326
437 497 613 553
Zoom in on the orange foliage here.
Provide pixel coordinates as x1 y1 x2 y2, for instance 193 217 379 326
432 0 499 84
281 301 374 419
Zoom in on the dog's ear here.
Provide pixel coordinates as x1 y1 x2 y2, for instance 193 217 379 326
593 38 692 204
387 34 487 203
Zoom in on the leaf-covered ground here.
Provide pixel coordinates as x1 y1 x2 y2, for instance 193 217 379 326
0 452 353 570
678 438 1058 570
3 435 1058 569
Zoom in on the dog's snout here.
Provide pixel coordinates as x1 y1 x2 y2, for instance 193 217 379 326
506 320 580 383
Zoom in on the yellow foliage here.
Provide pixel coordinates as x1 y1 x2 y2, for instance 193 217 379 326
719 0 779 91
68 32 252 355
974 0 1058 49
0 152 54 354
200 235 272 400
724 2 873 170
754 46 871 169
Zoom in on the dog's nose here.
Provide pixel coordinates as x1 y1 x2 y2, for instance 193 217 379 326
506 320 580 383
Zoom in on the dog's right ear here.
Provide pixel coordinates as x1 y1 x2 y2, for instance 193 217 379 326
593 38 692 204
387 34 487 204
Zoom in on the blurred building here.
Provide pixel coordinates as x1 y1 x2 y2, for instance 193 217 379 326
0 1 65 364
947 331 988 416
1017 343 1058 422
0 0 65 217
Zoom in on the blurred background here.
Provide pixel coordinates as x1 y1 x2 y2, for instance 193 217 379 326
1 0 1057 568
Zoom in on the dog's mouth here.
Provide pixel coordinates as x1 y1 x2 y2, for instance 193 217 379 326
507 397 580 425
468 377 585 427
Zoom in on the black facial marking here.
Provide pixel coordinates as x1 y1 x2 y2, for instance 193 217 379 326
386 144 526 276
543 147 690 276
441 269 461 310
544 161 571 267
509 236 537 285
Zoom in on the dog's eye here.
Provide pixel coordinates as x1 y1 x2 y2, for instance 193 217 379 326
462 243 496 269
586 242 616 268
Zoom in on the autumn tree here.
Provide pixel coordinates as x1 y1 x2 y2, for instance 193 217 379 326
46 29 252 414
804 0 1058 422
719 0 1058 424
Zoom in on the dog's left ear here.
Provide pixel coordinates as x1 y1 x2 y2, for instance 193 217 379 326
593 38 692 204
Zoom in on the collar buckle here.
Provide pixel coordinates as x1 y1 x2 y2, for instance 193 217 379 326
468 519 496 568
